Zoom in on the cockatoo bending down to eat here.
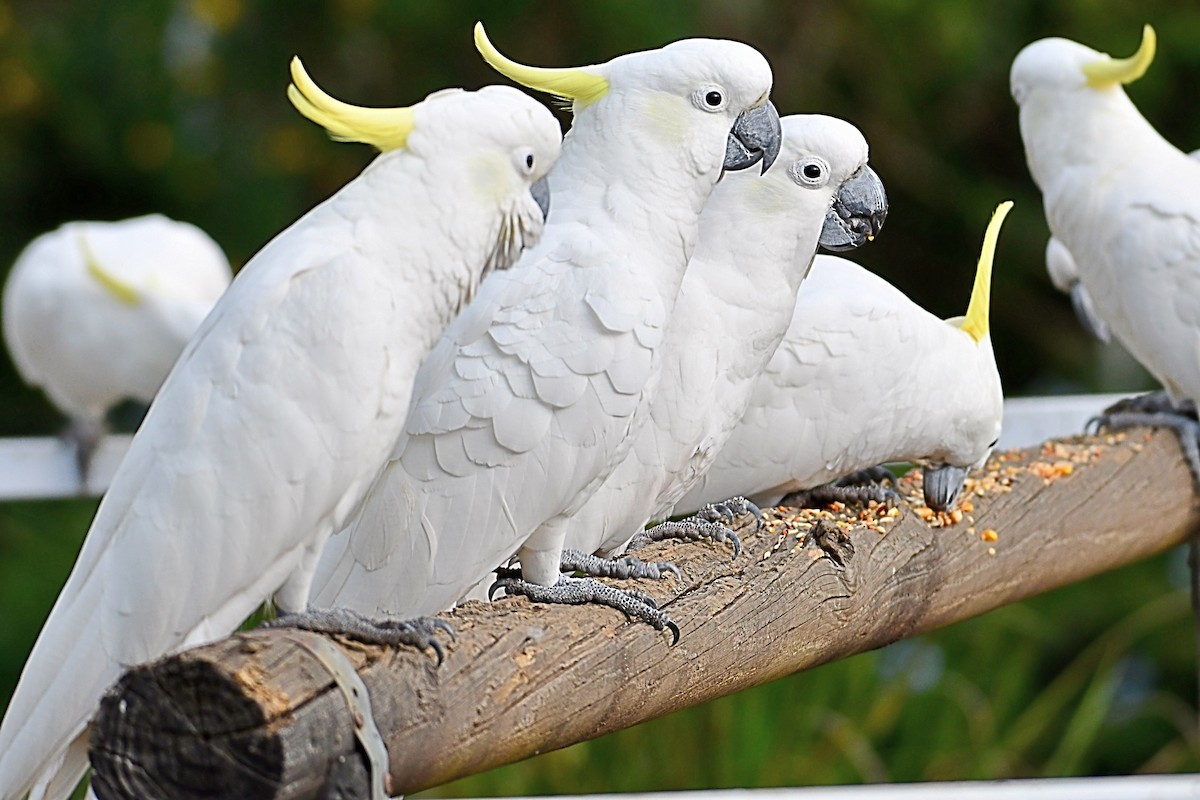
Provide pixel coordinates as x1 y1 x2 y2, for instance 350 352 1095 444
675 201 1011 518
2 214 232 479
309 26 783 641
546 114 887 578
1011 24 1200 477
0 63 562 800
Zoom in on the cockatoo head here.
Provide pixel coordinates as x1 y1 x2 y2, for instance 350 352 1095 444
704 114 886 272
473 23 782 184
287 57 563 275
922 202 1011 512
1010 26 1155 188
772 115 888 253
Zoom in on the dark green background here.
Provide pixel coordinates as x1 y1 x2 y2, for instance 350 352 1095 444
0 1 1196 793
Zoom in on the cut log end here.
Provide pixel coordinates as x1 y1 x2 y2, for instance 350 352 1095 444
90 647 285 800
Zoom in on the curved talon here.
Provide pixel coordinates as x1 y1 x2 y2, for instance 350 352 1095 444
665 619 680 646
426 637 446 666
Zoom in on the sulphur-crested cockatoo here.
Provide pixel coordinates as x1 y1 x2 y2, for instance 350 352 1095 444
310 27 782 638
0 62 562 800
2 215 232 477
1011 24 1200 474
551 114 887 567
676 202 1011 516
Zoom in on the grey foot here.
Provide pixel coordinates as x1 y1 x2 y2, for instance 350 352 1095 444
1093 390 1196 422
698 495 763 533
782 466 900 508
265 607 456 665
802 519 855 567
489 574 680 644
559 548 682 581
1091 393 1200 489
627 496 757 559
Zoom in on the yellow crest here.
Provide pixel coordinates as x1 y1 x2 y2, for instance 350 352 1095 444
288 57 414 152
77 230 140 306
961 201 1013 343
1083 25 1156 88
474 23 609 108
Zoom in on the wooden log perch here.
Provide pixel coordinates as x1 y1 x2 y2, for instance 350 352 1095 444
90 429 1200 800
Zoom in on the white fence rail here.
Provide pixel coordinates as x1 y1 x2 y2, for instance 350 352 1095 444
0 394 1132 502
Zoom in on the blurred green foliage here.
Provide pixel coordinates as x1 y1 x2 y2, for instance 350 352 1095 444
2 0 1199 793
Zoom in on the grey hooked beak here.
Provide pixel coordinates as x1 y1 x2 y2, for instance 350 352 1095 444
723 100 782 174
819 165 888 252
922 463 970 512
531 177 551 221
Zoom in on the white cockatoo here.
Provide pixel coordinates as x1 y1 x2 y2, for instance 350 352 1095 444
310 27 782 638
0 61 562 800
2 215 232 477
1011 24 1200 473
675 202 1011 516
550 114 887 567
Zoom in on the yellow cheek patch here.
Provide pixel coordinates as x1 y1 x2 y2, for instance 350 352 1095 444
639 94 692 150
77 231 141 306
469 152 515 204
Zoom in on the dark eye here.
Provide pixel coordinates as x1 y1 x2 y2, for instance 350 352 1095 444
705 90 723 107
803 163 822 180
525 154 534 170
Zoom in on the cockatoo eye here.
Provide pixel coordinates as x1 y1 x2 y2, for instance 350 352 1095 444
692 86 727 113
789 156 830 188
513 148 537 176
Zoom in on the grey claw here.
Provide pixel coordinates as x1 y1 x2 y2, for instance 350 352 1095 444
558 548 683 581
490 575 679 643
265 607 455 664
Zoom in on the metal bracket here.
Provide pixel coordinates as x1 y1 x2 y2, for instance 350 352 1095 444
294 633 391 799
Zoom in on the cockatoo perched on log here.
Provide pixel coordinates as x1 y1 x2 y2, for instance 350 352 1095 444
1011 25 1200 472
551 114 887 569
0 63 562 800
676 202 1011 516
311 26 782 639
2 215 232 478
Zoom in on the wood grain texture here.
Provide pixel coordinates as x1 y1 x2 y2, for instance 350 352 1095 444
89 430 1200 800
